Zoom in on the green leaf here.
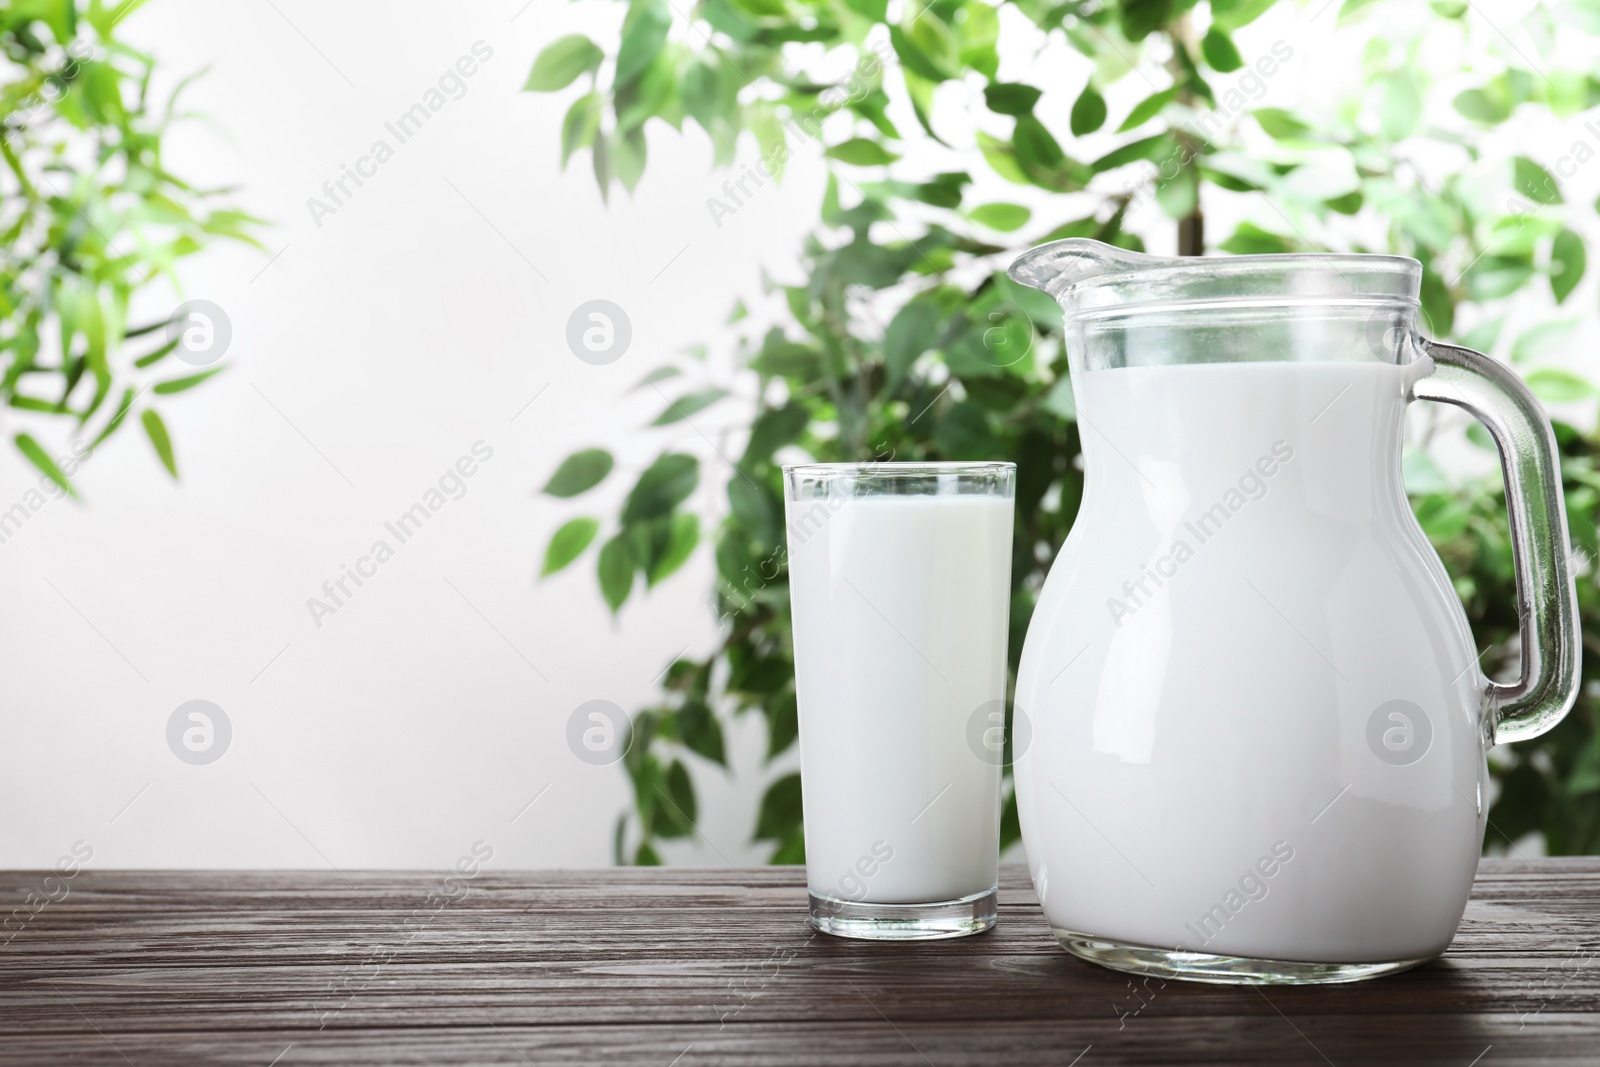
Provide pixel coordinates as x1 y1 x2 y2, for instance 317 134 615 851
750 107 786 180
542 448 614 497
935 399 1000 458
1200 28 1243 72
1211 0 1277 31
1219 221 1294 254
151 367 225 395
753 772 803 840
1069 83 1106 135
743 403 810 463
676 699 726 765
542 517 601 576
1550 228 1586 304
969 202 1031 232
631 519 673 584
1039 215 1099 242
883 298 940 391
133 338 180 368
730 652 793 696
614 127 647 192
904 6 960 78
1380 70 1423 141
898 71 942 150
1012 115 1066 170
957 0 1000 77
524 34 603 92
1413 492 1471 542
647 513 699 585
977 130 1027 185
842 0 888 18
1325 190 1363 215
1513 156 1562 205
769 833 805 864
680 60 723 132
1459 317 1504 354
1155 164 1198 220
984 82 1041 117
651 759 697 837
1462 419 1492 449
1510 320 1578 364
1090 132 1175 173
750 331 822 378
652 388 728 425
824 138 900 166
632 366 682 391
561 92 602 167
1464 256 1536 301
1252 107 1311 139
1338 0 1383 23
141 410 176 478
1402 448 1450 494
615 0 671 86
1453 87 1511 125
902 172 969 208
598 531 637 611
1118 86 1177 132
835 237 920 288
89 389 138 450
593 129 612 199
623 453 699 522
1544 70 1600 118
889 20 956 83
727 476 780 546
1525 368 1597 403
1420 266 1453 338
14 434 76 498
1043 375 1076 420
1119 0 1173 41
10 395 67 414
763 691 798 759
957 298 1035 376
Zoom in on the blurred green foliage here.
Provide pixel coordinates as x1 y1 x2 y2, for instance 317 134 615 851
1 0 261 488
529 0 1600 862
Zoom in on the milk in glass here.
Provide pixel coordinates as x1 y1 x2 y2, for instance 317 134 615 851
787 475 1013 912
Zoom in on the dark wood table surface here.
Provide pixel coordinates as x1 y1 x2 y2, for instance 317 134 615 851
2 859 1598 1065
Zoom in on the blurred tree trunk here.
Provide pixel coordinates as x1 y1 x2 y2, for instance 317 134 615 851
1170 13 1205 256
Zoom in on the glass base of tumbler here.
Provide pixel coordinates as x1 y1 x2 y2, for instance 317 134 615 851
810 888 998 940
1056 929 1435 985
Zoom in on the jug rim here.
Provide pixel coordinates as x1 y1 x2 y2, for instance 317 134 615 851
1008 238 1422 314
782 461 1016 476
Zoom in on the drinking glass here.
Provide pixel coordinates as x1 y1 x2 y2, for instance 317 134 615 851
783 462 1015 939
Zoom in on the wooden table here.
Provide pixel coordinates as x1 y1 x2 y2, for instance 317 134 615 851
2 860 1597 1065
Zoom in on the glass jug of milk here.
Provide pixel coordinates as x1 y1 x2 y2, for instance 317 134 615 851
1008 239 1581 984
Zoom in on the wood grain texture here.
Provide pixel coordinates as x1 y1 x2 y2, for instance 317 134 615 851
1 860 1597 1065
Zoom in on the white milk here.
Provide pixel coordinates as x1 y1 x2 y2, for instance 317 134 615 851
1014 360 1488 963
788 492 1013 904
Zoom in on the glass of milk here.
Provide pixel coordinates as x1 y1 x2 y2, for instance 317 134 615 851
783 462 1015 939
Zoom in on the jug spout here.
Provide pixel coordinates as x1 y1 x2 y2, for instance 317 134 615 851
1007 239 1165 301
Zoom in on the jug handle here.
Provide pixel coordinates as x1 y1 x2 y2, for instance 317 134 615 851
1412 340 1582 746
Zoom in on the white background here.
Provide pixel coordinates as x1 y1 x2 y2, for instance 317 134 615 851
0 0 826 870
1 0 1594 870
